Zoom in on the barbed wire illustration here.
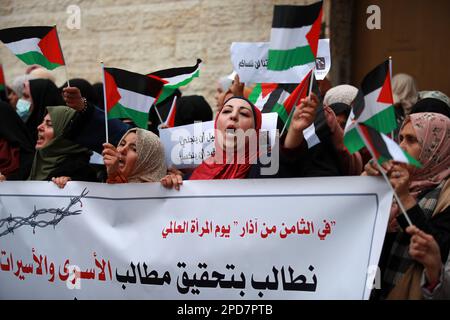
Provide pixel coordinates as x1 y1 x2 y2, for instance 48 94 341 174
0 188 88 237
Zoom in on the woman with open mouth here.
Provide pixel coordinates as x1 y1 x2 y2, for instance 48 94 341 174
161 94 322 189
27 106 97 188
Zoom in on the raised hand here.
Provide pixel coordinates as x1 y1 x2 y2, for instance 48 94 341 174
102 143 120 178
62 87 85 111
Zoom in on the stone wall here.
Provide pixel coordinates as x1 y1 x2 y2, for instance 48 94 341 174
0 0 330 109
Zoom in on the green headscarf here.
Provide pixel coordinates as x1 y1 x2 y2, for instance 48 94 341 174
28 106 92 181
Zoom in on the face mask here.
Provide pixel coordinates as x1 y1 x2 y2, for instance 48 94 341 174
16 99 32 121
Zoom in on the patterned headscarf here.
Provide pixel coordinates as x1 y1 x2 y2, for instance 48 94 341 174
118 128 167 183
419 90 450 107
403 112 450 197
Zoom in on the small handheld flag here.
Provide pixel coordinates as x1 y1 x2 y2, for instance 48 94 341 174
0 26 65 70
149 59 202 104
268 1 323 71
344 59 397 154
103 66 165 129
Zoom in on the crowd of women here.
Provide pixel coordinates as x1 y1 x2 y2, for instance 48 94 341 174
0 66 449 300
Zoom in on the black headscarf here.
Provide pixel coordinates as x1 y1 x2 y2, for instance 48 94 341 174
0 101 35 179
410 98 450 118
92 82 104 110
27 79 64 145
60 78 99 107
328 102 351 118
177 95 213 126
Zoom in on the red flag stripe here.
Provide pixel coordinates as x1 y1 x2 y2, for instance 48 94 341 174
104 70 121 113
38 27 65 65
377 72 394 105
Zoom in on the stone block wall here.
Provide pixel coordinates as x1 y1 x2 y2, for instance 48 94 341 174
0 0 330 109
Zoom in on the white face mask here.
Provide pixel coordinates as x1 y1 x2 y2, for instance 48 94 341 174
16 98 32 121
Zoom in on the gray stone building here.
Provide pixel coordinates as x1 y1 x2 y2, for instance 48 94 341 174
1 0 448 109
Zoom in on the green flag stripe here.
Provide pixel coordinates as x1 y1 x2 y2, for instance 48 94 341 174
268 45 315 71
404 152 422 168
164 70 200 89
16 51 63 70
108 103 149 129
0 84 4 91
248 84 262 104
344 127 365 154
156 70 200 104
156 87 176 105
362 106 396 134
272 102 289 123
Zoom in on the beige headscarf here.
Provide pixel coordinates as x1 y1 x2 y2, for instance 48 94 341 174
392 73 418 115
118 128 167 183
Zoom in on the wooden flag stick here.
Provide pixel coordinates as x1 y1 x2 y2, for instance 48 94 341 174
101 61 109 144
154 103 164 124
280 72 312 137
165 96 177 125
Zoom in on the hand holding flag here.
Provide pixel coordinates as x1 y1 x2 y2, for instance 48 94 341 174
358 123 420 227
289 92 319 133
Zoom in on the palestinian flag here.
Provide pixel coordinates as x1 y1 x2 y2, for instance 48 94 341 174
0 26 65 70
344 60 396 154
149 59 202 104
248 83 278 110
279 70 313 124
268 1 323 71
104 67 165 129
254 74 330 149
358 124 421 167
253 72 311 124
165 97 177 128
0 64 5 91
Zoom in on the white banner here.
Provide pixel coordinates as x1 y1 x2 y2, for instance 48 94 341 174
314 39 331 80
230 42 312 84
0 177 392 299
158 113 279 169
231 40 331 84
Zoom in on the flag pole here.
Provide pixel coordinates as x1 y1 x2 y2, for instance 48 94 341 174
356 124 413 226
280 72 311 137
154 103 164 124
54 25 70 87
101 61 109 144
308 66 315 96
389 56 394 138
165 95 177 125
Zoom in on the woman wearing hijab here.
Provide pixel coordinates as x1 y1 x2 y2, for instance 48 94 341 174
364 112 450 299
102 128 167 183
188 96 263 181
392 74 419 117
18 78 64 146
410 97 450 119
161 94 327 188
322 84 363 176
28 106 97 188
0 101 35 180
